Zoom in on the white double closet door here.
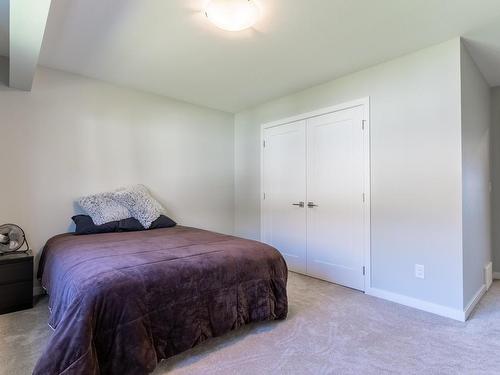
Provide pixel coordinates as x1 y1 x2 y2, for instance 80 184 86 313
262 105 368 291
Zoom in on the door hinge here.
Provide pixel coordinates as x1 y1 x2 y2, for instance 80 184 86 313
362 120 366 130
362 193 366 202
263 140 266 148
362 266 366 275
263 192 266 200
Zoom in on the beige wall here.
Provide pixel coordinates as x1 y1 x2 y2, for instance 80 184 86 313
234 39 465 311
0 58 235 271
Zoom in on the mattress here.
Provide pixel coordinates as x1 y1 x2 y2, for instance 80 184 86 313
34 226 288 375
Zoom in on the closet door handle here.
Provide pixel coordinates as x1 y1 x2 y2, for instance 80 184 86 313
292 202 305 207
307 202 318 208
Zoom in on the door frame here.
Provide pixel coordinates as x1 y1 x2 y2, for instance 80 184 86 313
260 97 371 292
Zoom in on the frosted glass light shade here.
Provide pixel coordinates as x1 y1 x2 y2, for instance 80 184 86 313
204 0 260 31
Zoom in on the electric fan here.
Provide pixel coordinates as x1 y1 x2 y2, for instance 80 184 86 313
0 224 30 255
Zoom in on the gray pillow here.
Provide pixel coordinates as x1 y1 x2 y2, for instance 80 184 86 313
112 185 164 229
77 192 130 225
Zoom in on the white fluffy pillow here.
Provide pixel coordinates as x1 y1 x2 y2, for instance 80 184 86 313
112 185 164 228
77 192 130 225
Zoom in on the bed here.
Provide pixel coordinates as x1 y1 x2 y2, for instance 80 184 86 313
33 226 288 375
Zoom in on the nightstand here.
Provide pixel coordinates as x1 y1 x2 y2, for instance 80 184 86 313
0 250 33 315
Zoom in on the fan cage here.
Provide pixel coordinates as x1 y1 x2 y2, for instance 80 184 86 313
0 224 30 255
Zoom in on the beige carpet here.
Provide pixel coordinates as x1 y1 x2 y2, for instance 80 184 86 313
1 273 500 375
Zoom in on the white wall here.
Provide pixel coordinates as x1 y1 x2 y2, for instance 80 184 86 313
235 39 465 311
491 86 500 274
1 37 490 317
460 43 491 306
0 57 235 269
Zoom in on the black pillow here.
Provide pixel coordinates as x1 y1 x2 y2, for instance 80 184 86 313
119 215 177 231
73 215 177 235
150 215 177 229
117 217 144 232
72 215 119 235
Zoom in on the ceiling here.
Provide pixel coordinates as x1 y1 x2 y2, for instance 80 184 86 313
1 0 500 112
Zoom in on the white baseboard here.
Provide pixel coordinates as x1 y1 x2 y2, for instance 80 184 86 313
485 262 493 290
493 272 500 280
365 287 465 321
366 284 487 322
463 284 486 321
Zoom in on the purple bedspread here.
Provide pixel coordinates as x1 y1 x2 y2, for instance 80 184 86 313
34 226 288 375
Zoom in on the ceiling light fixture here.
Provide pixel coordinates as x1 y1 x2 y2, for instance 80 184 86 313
204 0 260 32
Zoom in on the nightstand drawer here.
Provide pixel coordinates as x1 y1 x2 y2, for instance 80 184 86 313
0 281 33 314
0 260 33 285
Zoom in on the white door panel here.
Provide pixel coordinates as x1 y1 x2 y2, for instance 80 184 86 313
306 107 365 290
262 121 307 273
261 102 369 292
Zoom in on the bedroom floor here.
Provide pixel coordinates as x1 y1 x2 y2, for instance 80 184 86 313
1 273 500 375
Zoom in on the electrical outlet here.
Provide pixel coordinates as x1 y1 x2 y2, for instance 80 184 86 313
415 264 425 279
